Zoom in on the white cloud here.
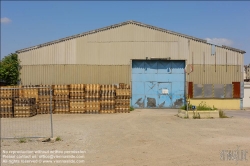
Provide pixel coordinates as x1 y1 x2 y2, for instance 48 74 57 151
1 17 12 24
205 38 233 46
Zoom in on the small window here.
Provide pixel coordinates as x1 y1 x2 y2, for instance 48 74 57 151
211 45 216 55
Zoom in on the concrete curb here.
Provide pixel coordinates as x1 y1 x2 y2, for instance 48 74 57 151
177 109 219 119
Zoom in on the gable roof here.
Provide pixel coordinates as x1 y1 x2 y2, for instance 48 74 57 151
16 20 246 54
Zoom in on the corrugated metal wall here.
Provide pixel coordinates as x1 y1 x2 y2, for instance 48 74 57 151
75 23 187 65
19 24 189 66
18 23 244 85
20 65 130 85
188 40 243 65
19 39 76 65
20 64 241 85
187 65 242 84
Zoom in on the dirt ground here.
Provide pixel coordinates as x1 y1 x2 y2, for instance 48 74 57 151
1 109 250 166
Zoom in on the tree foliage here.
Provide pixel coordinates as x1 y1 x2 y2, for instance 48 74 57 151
0 53 20 85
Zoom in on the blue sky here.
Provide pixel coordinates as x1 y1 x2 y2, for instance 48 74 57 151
1 1 250 64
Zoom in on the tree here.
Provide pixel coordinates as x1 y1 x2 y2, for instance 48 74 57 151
0 53 20 85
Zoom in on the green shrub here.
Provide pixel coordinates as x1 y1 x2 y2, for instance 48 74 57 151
219 110 228 118
56 136 62 141
180 104 193 110
196 101 217 111
18 137 27 143
130 106 134 111
193 112 200 119
0 53 20 85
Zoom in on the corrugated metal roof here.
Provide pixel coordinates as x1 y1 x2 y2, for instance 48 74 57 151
15 20 246 54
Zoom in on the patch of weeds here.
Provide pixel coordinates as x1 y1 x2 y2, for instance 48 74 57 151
18 137 27 143
130 106 134 111
56 136 62 141
183 112 189 119
193 111 200 119
197 101 217 111
219 110 229 118
180 104 193 110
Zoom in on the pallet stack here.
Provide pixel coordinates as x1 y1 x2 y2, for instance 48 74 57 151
115 83 131 113
53 85 69 114
85 84 100 114
38 85 53 114
13 98 37 117
100 85 116 114
69 84 85 114
20 86 38 104
0 86 17 118
0 99 13 118
0 87 13 118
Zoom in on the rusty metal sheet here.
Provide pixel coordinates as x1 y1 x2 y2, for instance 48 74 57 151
214 84 224 98
204 84 213 98
225 84 233 98
188 82 193 98
233 82 240 98
193 84 203 98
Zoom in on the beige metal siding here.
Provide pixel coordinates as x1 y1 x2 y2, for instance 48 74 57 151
215 47 242 65
18 23 244 66
187 65 242 84
19 24 190 65
18 39 76 65
20 64 242 85
188 40 212 65
75 23 189 65
20 65 130 85
17 22 245 86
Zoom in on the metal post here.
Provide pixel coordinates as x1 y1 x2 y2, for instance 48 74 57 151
187 75 189 112
50 85 53 138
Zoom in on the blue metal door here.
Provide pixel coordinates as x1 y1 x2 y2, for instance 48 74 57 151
132 60 185 109
158 82 172 108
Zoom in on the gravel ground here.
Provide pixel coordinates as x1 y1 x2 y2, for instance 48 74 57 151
1 109 250 166
224 110 250 119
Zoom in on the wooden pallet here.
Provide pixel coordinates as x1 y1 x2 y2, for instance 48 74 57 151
115 109 130 113
0 112 14 118
37 108 50 114
70 109 86 114
85 110 100 114
53 109 70 114
100 110 115 114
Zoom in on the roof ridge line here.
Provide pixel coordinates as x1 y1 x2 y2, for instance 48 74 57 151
16 20 246 54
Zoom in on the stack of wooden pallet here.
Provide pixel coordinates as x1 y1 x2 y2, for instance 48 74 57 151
13 98 37 117
0 87 13 118
69 84 85 114
53 85 69 114
100 85 116 114
115 83 131 113
0 86 16 118
20 86 38 104
38 85 53 114
0 99 13 118
85 84 100 114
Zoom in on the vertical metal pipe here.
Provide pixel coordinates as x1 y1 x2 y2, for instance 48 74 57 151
226 52 228 72
215 51 216 72
187 82 189 113
203 52 205 72
50 85 53 138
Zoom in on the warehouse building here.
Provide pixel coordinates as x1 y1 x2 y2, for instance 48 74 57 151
16 20 246 109
245 64 250 81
